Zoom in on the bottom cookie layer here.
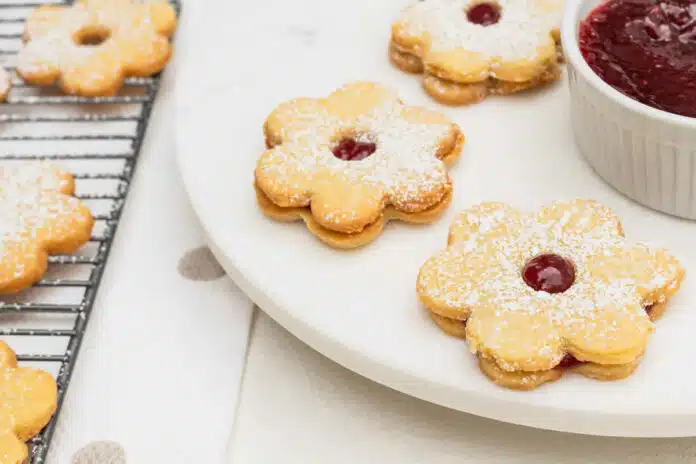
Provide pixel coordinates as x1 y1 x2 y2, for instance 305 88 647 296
422 63 561 106
429 301 668 390
388 44 425 74
256 184 453 249
478 355 641 390
389 44 561 106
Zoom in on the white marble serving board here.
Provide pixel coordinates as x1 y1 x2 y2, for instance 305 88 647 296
176 0 696 439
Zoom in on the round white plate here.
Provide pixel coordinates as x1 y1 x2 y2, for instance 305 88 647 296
176 0 696 437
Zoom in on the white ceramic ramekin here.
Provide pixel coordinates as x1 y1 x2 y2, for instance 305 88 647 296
562 0 696 220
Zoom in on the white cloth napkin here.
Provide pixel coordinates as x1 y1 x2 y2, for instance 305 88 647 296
229 313 696 463
36 18 255 462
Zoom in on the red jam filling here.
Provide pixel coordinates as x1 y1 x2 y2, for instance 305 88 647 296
579 0 696 117
466 2 502 25
522 254 576 294
557 355 583 369
332 138 377 161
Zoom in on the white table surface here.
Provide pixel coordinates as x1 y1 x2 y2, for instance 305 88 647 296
230 313 696 463
24 2 257 460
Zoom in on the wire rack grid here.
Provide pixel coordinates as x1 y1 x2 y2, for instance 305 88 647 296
0 0 180 462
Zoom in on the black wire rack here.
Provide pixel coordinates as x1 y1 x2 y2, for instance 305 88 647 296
0 1 180 462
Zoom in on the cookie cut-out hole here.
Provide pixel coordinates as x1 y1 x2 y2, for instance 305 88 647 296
522 254 575 294
332 138 377 161
74 26 111 46
466 2 502 26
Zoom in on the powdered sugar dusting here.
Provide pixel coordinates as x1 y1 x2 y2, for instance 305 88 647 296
0 162 85 270
258 90 457 217
2 163 70 193
400 0 561 61
16 0 174 84
18 5 110 75
418 201 684 369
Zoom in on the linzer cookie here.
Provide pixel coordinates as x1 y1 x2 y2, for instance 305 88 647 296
0 340 57 464
255 81 465 249
390 0 563 105
0 162 94 294
417 200 684 390
16 0 177 97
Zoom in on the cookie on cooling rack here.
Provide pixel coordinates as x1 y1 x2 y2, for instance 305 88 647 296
416 200 684 390
0 67 11 103
16 0 177 97
0 162 94 294
0 339 57 463
390 0 563 105
255 81 465 249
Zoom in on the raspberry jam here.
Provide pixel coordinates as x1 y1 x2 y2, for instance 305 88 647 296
332 138 377 161
579 0 696 117
557 354 582 370
467 2 502 26
522 254 576 294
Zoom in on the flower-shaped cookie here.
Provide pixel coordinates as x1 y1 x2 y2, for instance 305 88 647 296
390 0 563 105
0 340 57 464
16 0 177 96
0 162 94 294
255 82 465 249
417 200 684 390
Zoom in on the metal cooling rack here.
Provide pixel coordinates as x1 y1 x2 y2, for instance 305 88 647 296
0 1 180 462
